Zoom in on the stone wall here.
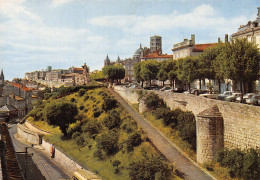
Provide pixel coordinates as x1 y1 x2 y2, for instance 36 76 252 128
114 86 140 104
16 124 40 145
114 86 260 150
41 139 83 174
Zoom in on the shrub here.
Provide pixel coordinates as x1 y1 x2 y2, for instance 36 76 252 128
112 160 121 167
78 88 86 96
242 149 260 180
93 149 103 160
128 156 173 180
70 97 76 102
102 98 117 111
103 110 121 130
82 120 100 137
76 136 85 146
153 108 176 126
84 95 89 101
126 132 142 152
97 131 119 155
79 105 85 110
72 131 81 139
144 92 164 109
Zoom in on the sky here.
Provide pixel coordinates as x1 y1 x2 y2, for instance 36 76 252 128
0 0 259 80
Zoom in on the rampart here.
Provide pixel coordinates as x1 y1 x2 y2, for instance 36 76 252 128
114 86 260 150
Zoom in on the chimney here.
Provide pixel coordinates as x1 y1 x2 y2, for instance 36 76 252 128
218 37 221 43
191 34 195 45
225 34 228 43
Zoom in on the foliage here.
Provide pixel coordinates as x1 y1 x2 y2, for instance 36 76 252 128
43 101 78 137
78 88 86 96
93 149 103 160
103 110 122 130
112 160 121 167
144 92 165 109
126 132 142 152
140 60 160 87
128 155 173 180
216 148 260 179
157 69 168 86
153 108 176 126
82 119 101 137
102 64 125 82
102 98 117 111
97 130 119 155
90 70 105 80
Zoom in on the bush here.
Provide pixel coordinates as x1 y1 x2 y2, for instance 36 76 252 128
78 88 86 96
103 110 121 130
84 95 89 101
70 97 76 102
128 156 173 180
126 132 142 152
72 131 81 139
93 149 103 160
102 98 117 111
153 108 176 126
112 160 121 167
76 136 85 146
97 131 119 155
79 105 85 110
216 149 260 179
144 92 164 109
82 120 100 137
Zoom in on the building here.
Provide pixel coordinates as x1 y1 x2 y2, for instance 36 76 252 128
172 34 220 59
231 7 260 49
104 55 111 66
150 35 162 54
25 64 90 88
0 69 4 95
141 50 173 61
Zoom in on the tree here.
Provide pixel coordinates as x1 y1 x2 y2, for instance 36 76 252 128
176 57 198 91
133 61 144 87
102 64 125 83
157 69 168 86
216 38 260 94
103 110 122 130
44 101 78 137
126 132 142 152
140 60 160 87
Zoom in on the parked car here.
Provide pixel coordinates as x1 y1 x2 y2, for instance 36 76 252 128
245 94 260 105
160 87 172 91
236 93 256 103
165 88 174 92
225 93 242 102
217 91 234 100
199 91 218 99
172 88 185 93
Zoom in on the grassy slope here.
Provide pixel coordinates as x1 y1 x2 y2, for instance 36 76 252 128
30 88 177 180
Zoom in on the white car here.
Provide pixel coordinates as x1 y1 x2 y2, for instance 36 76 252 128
246 94 260 105
236 93 255 103
199 91 218 99
225 93 242 102
217 91 234 100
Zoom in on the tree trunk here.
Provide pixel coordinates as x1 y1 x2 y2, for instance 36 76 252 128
149 79 151 87
141 80 144 88
199 79 201 89
163 81 165 87
240 81 243 103
218 79 221 93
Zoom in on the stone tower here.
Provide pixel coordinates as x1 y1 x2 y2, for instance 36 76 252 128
150 35 162 54
104 55 110 66
196 105 224 164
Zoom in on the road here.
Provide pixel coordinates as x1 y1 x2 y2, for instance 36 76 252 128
110 89 214 180
8 123 70 180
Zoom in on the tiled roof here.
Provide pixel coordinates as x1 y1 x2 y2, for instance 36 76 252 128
74 67 84 70
192 43 220 52
142 53 173 59
12 83 31 91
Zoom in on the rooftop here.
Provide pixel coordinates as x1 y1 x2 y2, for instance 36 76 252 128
12 83 32 92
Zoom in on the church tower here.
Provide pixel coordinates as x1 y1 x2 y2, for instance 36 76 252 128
0 69 4 95
104 55 111 66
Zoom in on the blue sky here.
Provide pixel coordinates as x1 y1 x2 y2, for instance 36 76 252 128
0 0 259 80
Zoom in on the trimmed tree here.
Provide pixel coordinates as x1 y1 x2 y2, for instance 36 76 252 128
44 101 78 137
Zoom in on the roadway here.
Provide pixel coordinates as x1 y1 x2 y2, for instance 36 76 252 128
8 123 70 180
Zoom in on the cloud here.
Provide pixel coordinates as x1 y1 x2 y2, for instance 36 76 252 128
51 0 77 7
89 4 248 36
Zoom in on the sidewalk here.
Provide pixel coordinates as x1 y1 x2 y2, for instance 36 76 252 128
109 89 215 180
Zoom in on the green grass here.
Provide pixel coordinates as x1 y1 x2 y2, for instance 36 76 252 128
142 111 196 160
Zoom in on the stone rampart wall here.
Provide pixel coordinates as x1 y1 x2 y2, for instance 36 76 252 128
114 86 260 150
41 139 83 174
16 124 40 145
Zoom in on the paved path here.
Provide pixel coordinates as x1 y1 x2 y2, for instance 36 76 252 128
8 123 70 180
109 89 214 180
